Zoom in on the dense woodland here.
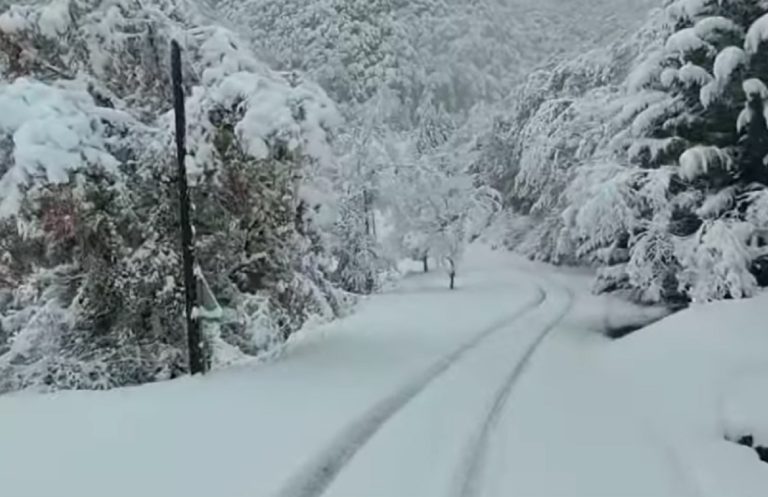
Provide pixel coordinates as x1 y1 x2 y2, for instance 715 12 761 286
1 0 767 392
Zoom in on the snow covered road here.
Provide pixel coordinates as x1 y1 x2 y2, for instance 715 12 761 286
1 248 571 497
5 246 768 497
281 274 573 497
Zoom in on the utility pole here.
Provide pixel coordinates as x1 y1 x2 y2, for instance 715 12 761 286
171 40 205 375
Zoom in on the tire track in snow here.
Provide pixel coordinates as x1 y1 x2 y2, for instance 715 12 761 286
456 286 575 497
274 286 547 497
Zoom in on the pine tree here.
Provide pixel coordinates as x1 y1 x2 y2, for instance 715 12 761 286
600 0 768 301
470 0 768 303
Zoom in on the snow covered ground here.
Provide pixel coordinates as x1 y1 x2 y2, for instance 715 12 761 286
1 246 768 497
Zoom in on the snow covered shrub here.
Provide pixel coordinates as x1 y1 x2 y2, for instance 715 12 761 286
331 196 381 294
0 0 351 393
514 215 571 263
678 219 759 301
626 222 682 303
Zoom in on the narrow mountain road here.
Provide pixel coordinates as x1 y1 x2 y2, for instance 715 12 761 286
306 280 574 497
275 284 549 497
269 247 685 497
0 246 680 497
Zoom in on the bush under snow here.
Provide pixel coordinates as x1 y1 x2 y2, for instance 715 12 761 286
0 0 353 393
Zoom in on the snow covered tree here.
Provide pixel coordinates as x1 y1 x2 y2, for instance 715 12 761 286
620 0 768 301
0 0 349 393
331 192 381 293
469 0 768 303
381 112 499 283
415 91 455 154
224 0 409 111
571 1 768 302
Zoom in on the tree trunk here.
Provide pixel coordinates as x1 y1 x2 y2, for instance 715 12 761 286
362 189 376 293
423 255 429 273
447 257 456 290
171 41 205 375
363 189 374 238
743 94 768 184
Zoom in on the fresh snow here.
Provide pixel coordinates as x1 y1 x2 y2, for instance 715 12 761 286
660 67 680 88
627 50 667 91
665 28 709 56
713 46 747 83
701 46 748 108
745 13 768 54
694 16 742 44
672 0 710 20
2 1 768 497
679 145 733 181
697 186 736 219
723 375 768 446
2 246 767 497
0 78 121 216
0 0 341 222
678 63 713 87
742 77 768 99
37 0 71 37
603 295 768 497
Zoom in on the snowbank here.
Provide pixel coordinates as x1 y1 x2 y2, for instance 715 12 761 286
462 258 768 497
605 292 768 496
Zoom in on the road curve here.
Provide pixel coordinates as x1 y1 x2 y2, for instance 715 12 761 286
455 284 575 497
274 284 548 497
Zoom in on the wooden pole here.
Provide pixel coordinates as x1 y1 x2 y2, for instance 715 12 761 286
171 40 205 375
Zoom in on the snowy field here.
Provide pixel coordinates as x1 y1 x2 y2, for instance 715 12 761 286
2 246 767 497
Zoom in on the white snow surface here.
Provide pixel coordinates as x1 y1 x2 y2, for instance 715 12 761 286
694 16 742 44
713 46 747 83
742 77 768 99
0 78 121 216
1 246 768 497
678 62 713 87
679 145 733 181
665 28 709 55
746 13 768 54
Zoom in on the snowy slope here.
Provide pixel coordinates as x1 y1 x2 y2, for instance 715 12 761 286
220 0 659 118
469 275 768 497
3 246 766 497
475 0 659 77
